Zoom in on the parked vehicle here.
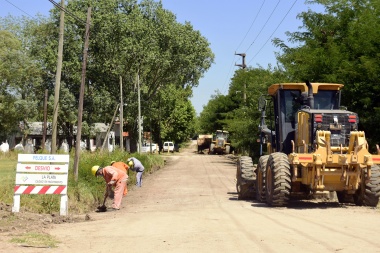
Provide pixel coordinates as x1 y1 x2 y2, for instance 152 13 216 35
141 143 158 153
163 141 174 152
197 134 212 153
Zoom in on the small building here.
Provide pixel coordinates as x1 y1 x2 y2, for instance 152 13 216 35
7 122 131 153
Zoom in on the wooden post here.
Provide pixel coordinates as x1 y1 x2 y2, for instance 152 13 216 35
52 0 65 154
74 6 91 181
42 89 48 150
120 76 123 151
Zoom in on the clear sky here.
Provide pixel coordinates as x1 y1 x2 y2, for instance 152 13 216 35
0 0 324 115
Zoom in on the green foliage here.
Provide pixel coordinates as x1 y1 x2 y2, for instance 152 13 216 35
0 0 212 149
198 91 236 134
198 66 288 157
0 22 44 139
152 84 196 144
10 232 58 248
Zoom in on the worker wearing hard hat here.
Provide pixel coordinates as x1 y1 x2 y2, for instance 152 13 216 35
110 161 129 196
91 165 128 210
127 157 145 187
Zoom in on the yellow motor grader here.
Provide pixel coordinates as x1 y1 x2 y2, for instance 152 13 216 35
210 130 231 155
236 81 380 206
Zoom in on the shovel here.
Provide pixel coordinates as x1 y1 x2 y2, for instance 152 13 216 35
96 185 110 212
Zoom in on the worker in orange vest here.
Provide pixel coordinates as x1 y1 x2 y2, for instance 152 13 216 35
111 161 129 196
91 165 128 210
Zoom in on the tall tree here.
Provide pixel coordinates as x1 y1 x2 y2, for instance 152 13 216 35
0 17 45 140
27 0 213 150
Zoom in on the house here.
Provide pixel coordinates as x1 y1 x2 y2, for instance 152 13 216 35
7 121 131 153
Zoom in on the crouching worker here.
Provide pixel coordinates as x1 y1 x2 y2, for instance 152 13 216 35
110 161 129 196
91 165 128 210
127 157 145 187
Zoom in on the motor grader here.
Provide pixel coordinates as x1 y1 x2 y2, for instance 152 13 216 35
236 81 380 206
210 130 231 155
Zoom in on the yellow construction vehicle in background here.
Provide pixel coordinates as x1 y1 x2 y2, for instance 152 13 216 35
210 130 231 155
236 81 380 206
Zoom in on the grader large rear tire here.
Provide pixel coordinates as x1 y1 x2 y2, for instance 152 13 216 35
236 156 256 200
265 152 291 207
210 143 215 154
354 164 380 207
225 145 230 155
256 155 269 203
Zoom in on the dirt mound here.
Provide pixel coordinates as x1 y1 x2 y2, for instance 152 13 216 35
0 202 88 235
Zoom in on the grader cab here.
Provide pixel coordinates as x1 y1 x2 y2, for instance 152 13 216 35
210 130 231 155
237 81 380 206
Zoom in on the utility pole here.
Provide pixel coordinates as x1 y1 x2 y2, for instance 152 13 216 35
235 53 247 103
51 0 65 154
73 6 91 181
119 76 124 151
137 72 142 154
42 89 48 150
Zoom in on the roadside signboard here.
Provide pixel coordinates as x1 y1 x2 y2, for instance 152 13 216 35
12 154 69 216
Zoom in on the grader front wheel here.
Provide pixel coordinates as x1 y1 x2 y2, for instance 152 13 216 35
354 164 380 207
265 152 291 207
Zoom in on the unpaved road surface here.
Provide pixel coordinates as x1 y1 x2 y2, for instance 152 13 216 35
5 141 380 253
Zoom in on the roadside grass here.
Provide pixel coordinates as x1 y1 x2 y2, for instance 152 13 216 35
0 149 164 214
10 232 58 248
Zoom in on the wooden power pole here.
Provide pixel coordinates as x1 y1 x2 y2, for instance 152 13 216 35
120 76 123 151
235 53 247 103
51 0 65 154
42 89 48 150
73 6 91 181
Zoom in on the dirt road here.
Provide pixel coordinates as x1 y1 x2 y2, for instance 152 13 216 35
8 141 380 252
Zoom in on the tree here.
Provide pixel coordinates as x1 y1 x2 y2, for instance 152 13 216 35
23 0 213 151
0 17 45 140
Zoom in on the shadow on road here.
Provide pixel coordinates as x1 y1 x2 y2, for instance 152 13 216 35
227 191 350 209
250 200 345 210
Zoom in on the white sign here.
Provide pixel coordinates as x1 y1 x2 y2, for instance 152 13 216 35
16 164 69 173
15 173 68 185
17 154 69 163
13 154 70 216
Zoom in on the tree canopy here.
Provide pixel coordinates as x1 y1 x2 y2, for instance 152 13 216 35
0 0 214 149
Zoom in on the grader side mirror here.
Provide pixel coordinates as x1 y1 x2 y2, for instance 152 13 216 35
258 95 267 112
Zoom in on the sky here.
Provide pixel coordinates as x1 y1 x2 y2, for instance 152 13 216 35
0 0 325 115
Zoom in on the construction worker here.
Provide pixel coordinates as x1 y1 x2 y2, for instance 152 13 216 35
127 157 145 187
91 165 128 210
110 161 129 195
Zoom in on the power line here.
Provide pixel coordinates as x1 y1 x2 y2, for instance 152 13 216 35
2 0 35 19
248 0 298 65
47 0 87 26
245 0 281 53
235 0 266 52
221 56 238 95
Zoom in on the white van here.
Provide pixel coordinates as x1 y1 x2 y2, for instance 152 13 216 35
163 141 174 152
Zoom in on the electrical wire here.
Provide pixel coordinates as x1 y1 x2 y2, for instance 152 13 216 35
2 0 36 19
47 0 88 26
247 0 298 65
235 0 265 53
223 1 298 95
245 0 281 53
221 56 238 95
